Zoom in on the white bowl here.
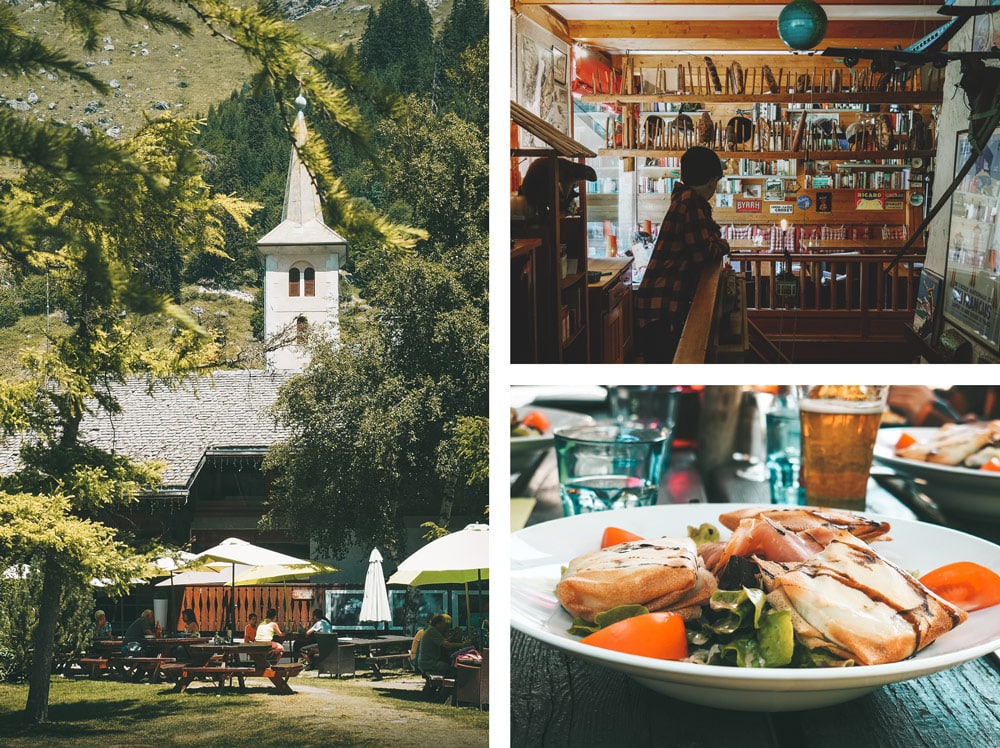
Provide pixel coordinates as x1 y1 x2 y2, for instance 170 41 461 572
510 406 594 477
511 503 1000 711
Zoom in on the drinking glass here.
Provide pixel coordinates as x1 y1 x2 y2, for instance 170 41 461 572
609 385 679 464
797 385 888 510
554 423 668 516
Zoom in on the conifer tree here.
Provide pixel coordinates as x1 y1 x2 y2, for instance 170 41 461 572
0 0 423 724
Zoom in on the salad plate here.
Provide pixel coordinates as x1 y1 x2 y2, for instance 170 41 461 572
873 427 1000 520
510 503 1000 711
510 406 594 476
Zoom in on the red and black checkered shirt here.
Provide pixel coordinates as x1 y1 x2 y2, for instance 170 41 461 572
635 183 729 327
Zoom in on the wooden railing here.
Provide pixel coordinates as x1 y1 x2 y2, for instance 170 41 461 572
729 252 923 313
674 259 724 363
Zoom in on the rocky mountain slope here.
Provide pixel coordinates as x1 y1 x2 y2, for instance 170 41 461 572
1 0 446 150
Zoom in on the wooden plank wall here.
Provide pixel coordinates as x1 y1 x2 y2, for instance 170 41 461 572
178 585 337 633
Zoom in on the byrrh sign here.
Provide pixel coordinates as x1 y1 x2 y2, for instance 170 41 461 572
735 198 761 213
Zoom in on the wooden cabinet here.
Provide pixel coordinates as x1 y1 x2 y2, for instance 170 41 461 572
588 257 633 363
511 156 591 363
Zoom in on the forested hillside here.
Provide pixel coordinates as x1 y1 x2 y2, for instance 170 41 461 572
0 0 487 367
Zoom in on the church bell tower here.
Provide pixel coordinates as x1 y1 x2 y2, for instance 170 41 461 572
257 93 348 371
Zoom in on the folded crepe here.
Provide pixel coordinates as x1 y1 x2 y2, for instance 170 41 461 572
556 537 716 623
756 535 968 665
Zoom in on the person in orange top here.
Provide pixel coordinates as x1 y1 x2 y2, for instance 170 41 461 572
243 612 258 643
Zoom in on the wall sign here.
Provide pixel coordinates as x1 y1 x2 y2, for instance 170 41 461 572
769 204 794 215
796 194 812 210
736 198 761 213
855 190 884 210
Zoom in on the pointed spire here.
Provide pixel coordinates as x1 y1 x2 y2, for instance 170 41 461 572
281 92 324 226
257 91 347 248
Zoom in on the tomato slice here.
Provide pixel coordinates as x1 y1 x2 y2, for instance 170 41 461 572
519 410 550 434
919 561 1000 612
980 457 1000 472
581 612 688 660
895 432 917 450
600 526 643 548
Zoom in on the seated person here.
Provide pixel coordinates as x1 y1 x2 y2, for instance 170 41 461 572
416 613 469 677
122 609 154 655
296 608 333 668
254 608 286 663
93 610 112 639
243 612 259 643
180 608 199 636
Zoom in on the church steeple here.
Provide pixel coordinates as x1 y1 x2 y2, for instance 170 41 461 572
257 93 347 371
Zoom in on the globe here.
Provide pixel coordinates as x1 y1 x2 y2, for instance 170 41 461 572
777 0 828 51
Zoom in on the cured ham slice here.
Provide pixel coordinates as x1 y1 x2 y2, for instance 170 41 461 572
717 506 891 543
557 537 717 623
757 537 968 665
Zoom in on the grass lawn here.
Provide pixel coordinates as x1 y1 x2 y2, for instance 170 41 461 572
0 671 488 747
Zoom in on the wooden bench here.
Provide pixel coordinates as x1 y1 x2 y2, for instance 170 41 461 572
77 657 108 679
368 652 413 680
107 656 176 682
171 666 257 693
262 663 304 694
421 673 456 702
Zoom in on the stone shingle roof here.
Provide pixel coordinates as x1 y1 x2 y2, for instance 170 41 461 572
1 369 293 495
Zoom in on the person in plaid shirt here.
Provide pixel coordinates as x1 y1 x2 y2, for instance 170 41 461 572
635 146 729 362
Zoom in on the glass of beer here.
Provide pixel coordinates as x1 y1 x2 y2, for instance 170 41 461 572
797 385 888 510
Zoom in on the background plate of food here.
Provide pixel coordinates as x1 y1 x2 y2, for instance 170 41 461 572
873 426 1000 519
510 406 594 477
510 503 1000 711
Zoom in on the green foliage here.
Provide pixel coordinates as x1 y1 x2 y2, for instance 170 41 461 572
358 0 435 96
0 288 19 329
434 0 487 124
0 565 94 683
357 96 488 258
263 239 488 560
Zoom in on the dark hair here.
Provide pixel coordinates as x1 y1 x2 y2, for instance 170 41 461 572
181 608 196 623
266 608 278 619
311 608 331 624
248 612 258 620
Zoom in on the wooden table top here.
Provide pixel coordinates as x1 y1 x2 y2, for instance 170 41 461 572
511 400 1000 747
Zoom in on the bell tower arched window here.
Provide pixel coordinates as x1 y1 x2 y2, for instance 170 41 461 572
288 265 316 297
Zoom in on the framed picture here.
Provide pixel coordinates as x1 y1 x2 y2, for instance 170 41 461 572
324 589 365 629
388 589 448 633
913 268 943 342
552 46 567 85
942 129 1000 351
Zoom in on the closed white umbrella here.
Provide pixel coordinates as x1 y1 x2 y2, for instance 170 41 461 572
359 549 392 631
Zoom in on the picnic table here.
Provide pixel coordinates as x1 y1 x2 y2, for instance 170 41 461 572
349 635 415 680
108 655 176 682
167 642 303 694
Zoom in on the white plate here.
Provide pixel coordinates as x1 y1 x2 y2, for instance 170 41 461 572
510 406 594 476
510 503 1000 712
873 427 1000 519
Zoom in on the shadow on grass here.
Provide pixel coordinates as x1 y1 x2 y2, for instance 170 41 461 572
372 684 453 706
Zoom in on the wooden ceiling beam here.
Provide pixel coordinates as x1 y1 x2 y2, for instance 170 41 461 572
567 20 932 42
516 0 935 5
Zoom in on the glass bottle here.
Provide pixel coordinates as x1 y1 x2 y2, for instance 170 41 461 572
766 386 804 505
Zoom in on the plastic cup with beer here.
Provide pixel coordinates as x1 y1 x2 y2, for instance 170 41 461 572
797 385 889 510
554 423 668 516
